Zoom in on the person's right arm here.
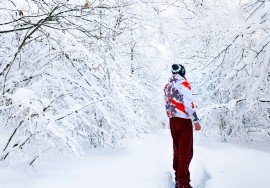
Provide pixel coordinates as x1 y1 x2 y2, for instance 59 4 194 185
179 80 201 131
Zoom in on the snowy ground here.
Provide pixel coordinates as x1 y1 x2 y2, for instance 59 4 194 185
0 129 270 188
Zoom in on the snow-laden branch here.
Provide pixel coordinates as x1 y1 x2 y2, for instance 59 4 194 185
56 97 107 121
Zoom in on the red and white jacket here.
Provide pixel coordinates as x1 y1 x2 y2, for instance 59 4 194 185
164 74 199 122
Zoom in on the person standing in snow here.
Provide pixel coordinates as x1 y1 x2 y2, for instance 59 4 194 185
164 64 201 188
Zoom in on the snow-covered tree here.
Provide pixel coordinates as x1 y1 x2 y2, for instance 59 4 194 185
0 0 163 165
195 0 270 142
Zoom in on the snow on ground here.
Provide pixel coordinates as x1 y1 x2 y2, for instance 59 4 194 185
0 129 270 188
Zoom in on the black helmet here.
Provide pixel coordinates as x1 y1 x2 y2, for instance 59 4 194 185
171 64 185 77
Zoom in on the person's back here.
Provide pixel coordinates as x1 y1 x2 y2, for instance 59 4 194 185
164 64 201 188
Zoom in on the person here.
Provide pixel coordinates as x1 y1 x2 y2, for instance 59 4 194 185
164 64 201 188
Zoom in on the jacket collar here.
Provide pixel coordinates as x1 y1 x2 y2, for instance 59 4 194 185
172 74 185 81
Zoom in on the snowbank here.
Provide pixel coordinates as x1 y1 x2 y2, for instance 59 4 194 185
0 130 269 188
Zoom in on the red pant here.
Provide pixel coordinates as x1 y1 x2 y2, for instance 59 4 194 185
170 117 193 187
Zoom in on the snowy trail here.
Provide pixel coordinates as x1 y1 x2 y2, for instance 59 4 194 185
0 129 270 188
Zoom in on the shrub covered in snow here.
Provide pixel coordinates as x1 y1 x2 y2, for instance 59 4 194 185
0 0 164 165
